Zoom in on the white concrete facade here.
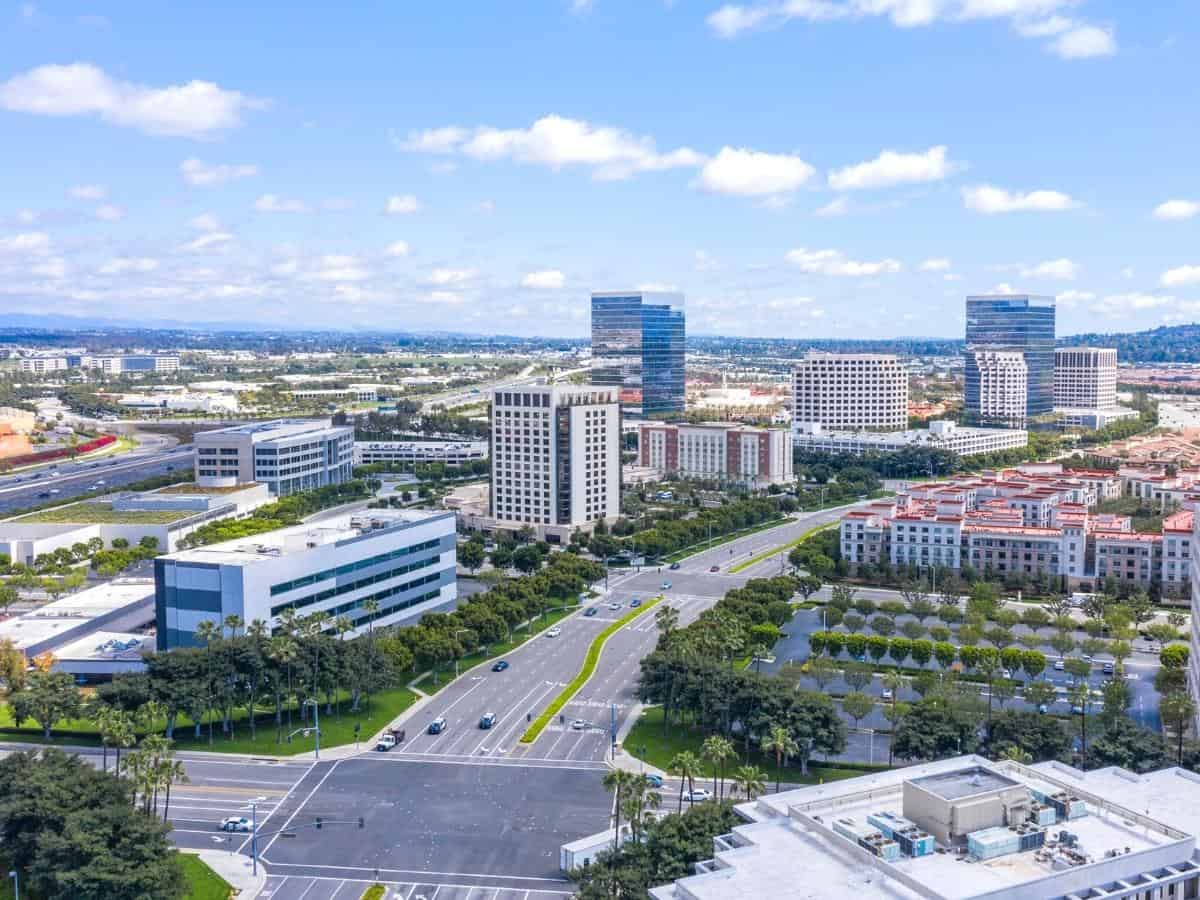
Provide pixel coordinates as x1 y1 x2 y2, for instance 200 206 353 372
193 418 354 496
970 350 1028 426
793 420 1028 458
791 353 908 432
1055 347 1118 409
354 439 488 466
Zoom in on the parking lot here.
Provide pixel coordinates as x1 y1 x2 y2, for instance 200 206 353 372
261 875 574 899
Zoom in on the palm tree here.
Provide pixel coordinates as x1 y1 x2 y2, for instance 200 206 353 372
362 598 380 712
669 751 703 813
731 764 767 800
654 604 680 647
760 725 798 793
268 636 299 741
881 670 905 768
160 758 189 823
194 618 221 746
620 774 662 844
110 710 135 777
223 614 244 639
602 768 634 871
701 734 735 800
94 705 116 772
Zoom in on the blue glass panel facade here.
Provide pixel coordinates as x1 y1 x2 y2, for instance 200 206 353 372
591 292 685 418
964 295 1055 425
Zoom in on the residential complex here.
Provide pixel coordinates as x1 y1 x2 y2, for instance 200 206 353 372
637 422 793 487
18 354 180 375
964 295 1055 425
591 291 686 418
353 439 488 466
794 420 1027 458
154 508 456 650
965 350 1028 427
193 418 355 496
791 352 908 432
651 756 1200 900
840 462 1194 597
489 383 621 531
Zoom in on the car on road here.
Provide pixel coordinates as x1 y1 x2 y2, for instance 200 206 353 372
492 660 509 672
630 598 642 608
570 718 588 730
646 774 664 788
1038 704 1049 714
1054 659 1065 671
881 688 893 700
584 607 597 617
683 789 712 803
376 733 397 752
479 712 497 729
36 492 50 498
608 601 622 611
1102 661 1114 675
709 565 720 573
546 627 562 637
1070 705 1084 715
669 562 681 570
661 581 671 589
219 816 253 832
427 716 447 735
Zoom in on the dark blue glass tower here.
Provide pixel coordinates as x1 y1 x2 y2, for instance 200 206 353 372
964 295 1056 425
591 291 685 418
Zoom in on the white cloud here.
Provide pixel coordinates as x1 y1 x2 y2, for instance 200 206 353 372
384 240 411 258
30 257 66 279
962 184 1078 214
305 255 369 283
763 296 815 310
1161 266 1200 288
706 4 774 37
190 213 222 232
786 247 902 276
694 250 719 272
70 184 106 200
920 257 952 271
1093 292 1175 314
95 204 124 221
1056 289 1095 305
991 282 1017 294
20 3 35 22
1049 25 1116 59
421 290 468 306
406 114 704 181
1153 200 1200 221
476 200 496 214
386 195 421 215
253 194 308 213
696 147 815 197
0 232 51 254
179 231 233 253
426 268 475 286
181 158 258 186
570 0 594 14
636 281 679 292
828 145 957 191
98 257 159 275
521 269 566 290
0 62 264 138
815 196 850 217
1020 257 1078 280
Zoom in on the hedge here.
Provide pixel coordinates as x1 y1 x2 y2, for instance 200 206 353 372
4 434 115 468
519 596 662 744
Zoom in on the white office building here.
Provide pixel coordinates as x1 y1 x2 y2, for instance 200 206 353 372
154 509 456 650
793 420 1028 458
637 422 793 487
18 357 70 375
194 418 354 496
969 350 1029 427
490 383 620 529
354 440 488 467
1055 347 1117 409
791 353 909 433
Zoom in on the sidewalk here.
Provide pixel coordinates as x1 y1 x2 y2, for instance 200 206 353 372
607 702 669 779
185 847 266 898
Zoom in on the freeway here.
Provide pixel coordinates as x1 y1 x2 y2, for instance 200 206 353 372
0 446 195 514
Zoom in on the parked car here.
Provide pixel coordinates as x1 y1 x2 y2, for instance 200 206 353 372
428 716 447 735
479 712 497 730
219 817 253 833
376 733 397 752
683 789 712 803
571 718 588 730
1038 704 1049 714
1102 662 1115 675
709 565 720 573
492 660 509 672
546 627 562 638
608 601 622 611
1070 705 1084 715
881 688 893 700
669 562 681 570
584 607 598 617
1053 659 1066 671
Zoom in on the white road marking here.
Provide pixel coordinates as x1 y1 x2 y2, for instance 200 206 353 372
259 760 341 858
237 760 316 853
261 862 570 883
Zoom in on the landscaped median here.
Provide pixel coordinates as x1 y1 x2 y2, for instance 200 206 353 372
519 595 663 744
728 521 839 575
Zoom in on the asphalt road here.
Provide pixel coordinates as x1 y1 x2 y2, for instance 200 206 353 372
0 446 195 514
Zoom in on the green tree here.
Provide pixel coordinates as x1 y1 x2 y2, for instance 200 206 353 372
761 724 798 793
9 670 82 739
668 750 704 812
701 734 736 801
1161 692 1197 765
841 692 874 730
458 540 485 573
731 764 767 800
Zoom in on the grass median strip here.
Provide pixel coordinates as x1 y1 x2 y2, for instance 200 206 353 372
727 521 839 575
519 596 662 744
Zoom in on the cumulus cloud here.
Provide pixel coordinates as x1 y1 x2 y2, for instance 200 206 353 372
1161 266 1200 288
919 258 952 271
304 255 369 283
815 196 850 217
1049 24 1116 58
426 268 475 286
190 213 222 232
253 194 308 213
521 269 566 289
70 184 106 200
1153 200 1200 221
1020 257 1078 280
181 158 259 186
636 281 679 292
786 247 902 276
1056 289 1095 305
179 231 233 253
0 232 51 254
828 145 957 191
386 195 421 215
383 240 411 258
0 63 264 138
395 126 467 153
98 257 158 275
696 147 815 197
94 204 124 221
962 184 1078 214
1093 292 1175 315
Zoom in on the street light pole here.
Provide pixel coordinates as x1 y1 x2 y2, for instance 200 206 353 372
9 869 18 900
250 801 259 876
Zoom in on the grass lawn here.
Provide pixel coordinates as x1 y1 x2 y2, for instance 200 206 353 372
178 853 234 900
413 605 579 694
18 502 186 524
361 886 386 900
624 706 880 787
663 518 788 564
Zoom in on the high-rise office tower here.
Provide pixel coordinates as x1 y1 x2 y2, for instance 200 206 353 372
591 291 685 418
964 295 1055 426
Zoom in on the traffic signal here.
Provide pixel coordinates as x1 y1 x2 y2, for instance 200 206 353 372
315 817 323 830
358 817 365 829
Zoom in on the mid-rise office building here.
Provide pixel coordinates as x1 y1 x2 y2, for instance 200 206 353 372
18 357 70 375
194 418 354 496
154 509 456 649
353 440 488 467
637 422 793 487
18 355 180 375
591 291 685 418
966 350 1029 427
791 353 908 433
490 383 620 528
965 295 1055 425
1055 347 1117 409
793 420 1026 458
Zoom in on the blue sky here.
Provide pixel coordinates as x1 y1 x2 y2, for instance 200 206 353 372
1 0 1198 339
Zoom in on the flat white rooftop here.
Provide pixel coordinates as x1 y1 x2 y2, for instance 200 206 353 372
0 578 154 650
54 630 154 661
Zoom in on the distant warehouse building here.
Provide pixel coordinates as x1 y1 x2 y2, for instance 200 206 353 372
637 422 793 487
793 420 1027 458
354 439 488 467
154 509 456 649
194 418 354 496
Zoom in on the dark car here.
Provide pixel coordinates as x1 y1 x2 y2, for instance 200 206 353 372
669 562 681 570
584 607 598 617
492 660 509 672
630 598 642 608
479 713 497 729
709 565 720 573
428 716 447 735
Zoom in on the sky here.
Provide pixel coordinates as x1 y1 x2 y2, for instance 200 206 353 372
0 0 1198 340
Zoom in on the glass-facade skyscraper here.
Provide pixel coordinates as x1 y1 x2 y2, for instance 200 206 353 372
964 294 1056 426
591 291 685 418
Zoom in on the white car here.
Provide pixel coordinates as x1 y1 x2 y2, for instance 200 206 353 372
219 816 253 833
608 602 622 611
683 789 712 803
881 688 893 700
571 718 588 730
546 627 562 638
1053 659 1065 671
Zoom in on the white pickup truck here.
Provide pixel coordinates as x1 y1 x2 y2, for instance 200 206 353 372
375 733 397 752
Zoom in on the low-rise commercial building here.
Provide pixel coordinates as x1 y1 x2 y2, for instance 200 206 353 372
19 355 180 375
154 508 456 649
0 578 155 659
354 439 488 467
637 422 793 487
794 420 1028 458
194 418 354 495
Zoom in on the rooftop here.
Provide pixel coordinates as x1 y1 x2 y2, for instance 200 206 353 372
17 502 189 525
155 482 262 495
0 578 154 650
53 630 154 661
908 766 1020 801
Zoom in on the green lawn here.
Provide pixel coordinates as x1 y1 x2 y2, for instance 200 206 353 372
413 605 579 694
663 518 788 563
18 502 186 524
361 886 386 900
178 853 233 900
624 706 881 787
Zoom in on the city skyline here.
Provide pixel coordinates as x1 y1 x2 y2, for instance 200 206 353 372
1 2 1198 338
